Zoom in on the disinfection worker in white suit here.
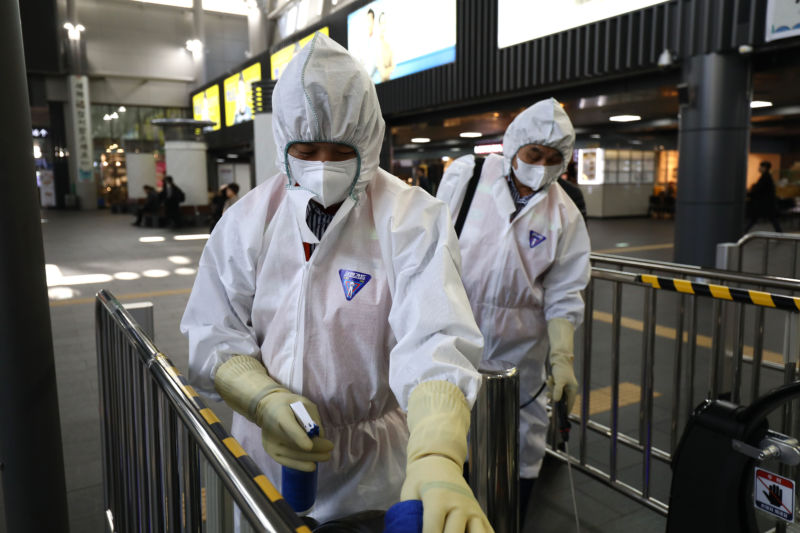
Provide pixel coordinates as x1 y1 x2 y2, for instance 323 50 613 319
437 98 590 522
181 33 493 532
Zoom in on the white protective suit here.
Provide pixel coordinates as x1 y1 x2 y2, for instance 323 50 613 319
437 99 591 478
181 33 484 521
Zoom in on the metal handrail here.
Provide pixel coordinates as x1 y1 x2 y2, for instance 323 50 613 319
735 231 800 247
96 289 305 533
591 253 800 292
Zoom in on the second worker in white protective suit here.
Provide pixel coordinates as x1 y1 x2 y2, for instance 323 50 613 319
181 33 493 533
437 98 591 524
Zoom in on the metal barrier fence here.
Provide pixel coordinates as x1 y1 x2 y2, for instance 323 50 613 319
545 254 800 517
96 289 307 533
718 231 800 281
96 288 520 532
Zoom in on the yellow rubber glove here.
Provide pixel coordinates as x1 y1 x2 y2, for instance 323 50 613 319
545 318 579 414
214 355 333 472
400 380 493 533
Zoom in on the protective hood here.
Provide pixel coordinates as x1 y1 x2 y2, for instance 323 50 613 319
502 98 575 186
272 32 385 199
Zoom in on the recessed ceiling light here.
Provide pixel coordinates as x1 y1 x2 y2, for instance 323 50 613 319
750 100 773 108
590 134 601 139
609 115 641 122
411 137 431 143
459 132 482 138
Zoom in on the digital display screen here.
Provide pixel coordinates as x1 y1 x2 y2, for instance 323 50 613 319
224 62 262 126
270 27 330 81
497 0 669 49
192 84 221 132
347 0 456 84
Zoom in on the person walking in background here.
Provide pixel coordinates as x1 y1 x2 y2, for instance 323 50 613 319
160 175 185 228
132 185 160 226
745 161 782 233
557 160 587 221
209 183 240 232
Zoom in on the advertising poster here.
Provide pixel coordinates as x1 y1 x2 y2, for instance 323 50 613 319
37 170 56 207
347 0 456 84
270 27 330 80
192 84 221 132
224 62 262 126
766 0 800 42
497 0 669 48
68 75 93 182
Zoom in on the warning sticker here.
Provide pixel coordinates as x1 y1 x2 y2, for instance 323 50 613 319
754 467 795 522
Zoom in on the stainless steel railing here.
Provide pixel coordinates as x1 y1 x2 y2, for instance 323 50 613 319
718 231 800 281
546 257 800 517
96 289 307 533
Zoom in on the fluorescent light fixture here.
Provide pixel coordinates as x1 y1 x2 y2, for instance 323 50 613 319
474 143 503 155
459 132 482 138
110 112 119 119
118 106 126 112
609 115 641 122
750 100 773 109
143 269 170 278
216 158 225 163
174 234 210 241
168 255 191 265
139 236 165 243
441 156 451 162
226 154 239 159
113 272 141 280
590 134 601 139
410 137 431 143
103 114 111 121
174 267 197 275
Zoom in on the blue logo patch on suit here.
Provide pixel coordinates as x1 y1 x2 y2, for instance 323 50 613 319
339 269 372 301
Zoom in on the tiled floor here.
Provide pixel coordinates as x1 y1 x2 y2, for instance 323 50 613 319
0 206 793 532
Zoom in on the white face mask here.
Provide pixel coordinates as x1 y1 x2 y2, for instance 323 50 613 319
513 157 562 190
288 155 359 207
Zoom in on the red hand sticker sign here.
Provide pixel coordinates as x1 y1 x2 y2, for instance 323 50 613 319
755 467 795 522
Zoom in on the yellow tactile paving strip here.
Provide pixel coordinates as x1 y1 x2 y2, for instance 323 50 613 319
572 382 660 416
592 310 784 365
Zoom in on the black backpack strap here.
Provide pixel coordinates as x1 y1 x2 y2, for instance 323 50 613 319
454 157 485 238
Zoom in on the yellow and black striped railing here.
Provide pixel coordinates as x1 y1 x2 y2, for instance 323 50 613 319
637 274 800 312
157 354 312 533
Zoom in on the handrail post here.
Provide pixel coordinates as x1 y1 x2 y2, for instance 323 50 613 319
469 360 519 533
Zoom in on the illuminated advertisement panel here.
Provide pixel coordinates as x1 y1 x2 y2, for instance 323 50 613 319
224 62 262 126
270 27 330 80
498 0 669 49
192 84 221 131
347 0 456 84
766 0 800 42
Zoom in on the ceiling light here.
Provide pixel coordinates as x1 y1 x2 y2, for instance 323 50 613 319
110 112 119 119
186 38 203 55
103 114 111 121
227 153 239 159
609 115 641 122
590 134 601 139
474 143 503 155
63 22 85 40
118 106 126 112
750 100 773 109
459 132 482 138
411 137 431 143
441 156 451 162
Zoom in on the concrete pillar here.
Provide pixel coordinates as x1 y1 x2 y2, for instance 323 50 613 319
126 152 157 199
674 53 751 267
193 0 207 84
0 2 70 530
164 140 209 206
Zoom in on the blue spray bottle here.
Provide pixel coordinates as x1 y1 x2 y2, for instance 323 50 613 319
282 401 319 515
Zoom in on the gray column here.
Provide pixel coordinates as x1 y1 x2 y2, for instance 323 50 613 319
674 52 751 267
0 2 70 532
193 0 207 84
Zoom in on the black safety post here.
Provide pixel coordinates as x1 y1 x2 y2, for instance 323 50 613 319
0 2 70 532
674 52 751 267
